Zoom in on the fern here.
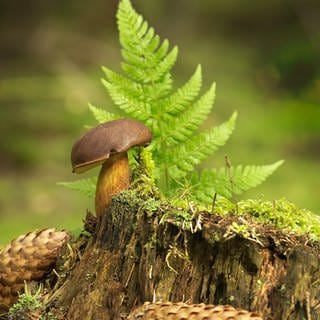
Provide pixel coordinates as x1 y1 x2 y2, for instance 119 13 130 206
161 65 203 118
88 103 118 123
164 112 237 180
58 178 97 198
64 0 283 204
193 160 284 204
161 81 216 146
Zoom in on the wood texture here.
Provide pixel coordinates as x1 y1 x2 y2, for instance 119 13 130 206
49 198 320 320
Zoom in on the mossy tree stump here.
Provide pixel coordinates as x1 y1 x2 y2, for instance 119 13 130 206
49 194 320 320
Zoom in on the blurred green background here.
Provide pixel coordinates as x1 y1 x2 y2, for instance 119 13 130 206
0 0 319 244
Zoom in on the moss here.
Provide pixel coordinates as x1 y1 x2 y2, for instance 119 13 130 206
114 185 320 241
113 189 161 215
8 284 60 320
8 285 43 320
182 195 320 240
236 198 320 240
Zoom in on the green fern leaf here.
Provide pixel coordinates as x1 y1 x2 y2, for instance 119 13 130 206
230 161 284 196
117 0 176 87
165 112 237 179
101 67 152 120
194 160 284 202
162 82 216 145
161 65 202 118
153 38 170 61
101 78 151 121
118 4 154 56
88 103 118 123
121 47 177 84
146 46 178 82
58 178 97 198
102 66 144 97
117 1 169 67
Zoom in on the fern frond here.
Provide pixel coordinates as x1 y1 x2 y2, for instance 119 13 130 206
153 38 170 61
63 0 284 209
165 112 237 179
160 65 203 118
101 78 151 121
102 67 144 97
146 46 178 82
101 67 152 120
117 0 170 66
118 3 155 55
117 0 176 87
58 178 97 198
121 47 177 84
194 160 284 202
88 103 118 123
162 82 216 145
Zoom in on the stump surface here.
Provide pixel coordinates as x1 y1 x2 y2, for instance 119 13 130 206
49 195 320 320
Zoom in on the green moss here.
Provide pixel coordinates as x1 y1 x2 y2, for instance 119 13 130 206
115 185 320 241
8 285 42 319
8 284 58 320
114 190 161 214
229 222 250 238
40 312 57 320
211 196 320 240
237 198 320 240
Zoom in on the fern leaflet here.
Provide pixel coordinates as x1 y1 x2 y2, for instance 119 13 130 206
58 178 97 198
160 65 203 118
164 112 237 179
88 103 118 123
162 82 216 146
193 160 284 203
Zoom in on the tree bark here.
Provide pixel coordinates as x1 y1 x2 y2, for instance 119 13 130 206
49 195 320 320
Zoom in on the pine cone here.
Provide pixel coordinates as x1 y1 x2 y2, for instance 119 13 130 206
128 302 263 320
0 228 68 312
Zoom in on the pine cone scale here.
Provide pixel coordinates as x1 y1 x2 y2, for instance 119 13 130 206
128 302 263 320
0 228 68 312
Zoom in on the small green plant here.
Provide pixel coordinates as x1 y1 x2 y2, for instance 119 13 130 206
8 283 42 319
229 222 250 237
8 283 58 320
209 196 320 240
62 0 283 205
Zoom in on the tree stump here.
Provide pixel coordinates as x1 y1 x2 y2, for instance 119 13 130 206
49 193 320 320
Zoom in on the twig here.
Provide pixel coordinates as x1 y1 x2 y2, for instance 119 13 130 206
225 155 238 214
211 192 217 213
125 263 135 287
306 291 311 320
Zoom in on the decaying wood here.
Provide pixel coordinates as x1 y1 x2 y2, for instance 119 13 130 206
48 196 320 320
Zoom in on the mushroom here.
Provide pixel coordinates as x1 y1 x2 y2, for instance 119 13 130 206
71 118 152 216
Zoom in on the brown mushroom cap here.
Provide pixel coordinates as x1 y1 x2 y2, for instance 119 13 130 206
71 118 152 173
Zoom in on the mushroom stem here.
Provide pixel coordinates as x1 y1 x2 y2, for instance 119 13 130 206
95 152 130 216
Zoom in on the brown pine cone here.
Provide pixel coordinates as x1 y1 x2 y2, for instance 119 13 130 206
128 302 263 320
0 228 68 312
